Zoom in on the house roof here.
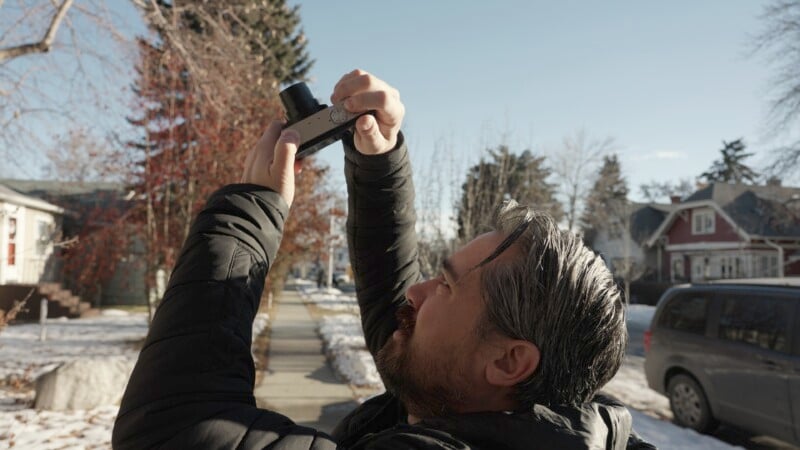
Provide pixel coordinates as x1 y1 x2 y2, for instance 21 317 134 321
686 183 800 237
0 179 131 211
0 179 126 197
629 203 675 243
0 183 64 214
646 182 800 246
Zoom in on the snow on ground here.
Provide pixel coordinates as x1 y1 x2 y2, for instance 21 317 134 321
302 286 740 450
0 311 148 383
602 355 672 420
297 285 360 314
0 309 270 449
318 315 381 386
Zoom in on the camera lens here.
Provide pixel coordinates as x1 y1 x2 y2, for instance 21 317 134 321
280 82 324 125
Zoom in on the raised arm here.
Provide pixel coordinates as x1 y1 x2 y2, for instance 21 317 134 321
112 123 336 449
332 70 420 357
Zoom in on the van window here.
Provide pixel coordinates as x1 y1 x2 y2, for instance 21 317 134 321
718 294 793 353
658 293 708 334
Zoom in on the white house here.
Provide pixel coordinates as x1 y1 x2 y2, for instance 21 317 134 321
0 183 63 285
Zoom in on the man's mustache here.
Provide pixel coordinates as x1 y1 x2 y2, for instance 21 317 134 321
396 303 416 335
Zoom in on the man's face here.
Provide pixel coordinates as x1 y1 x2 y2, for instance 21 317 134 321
375 231 510 418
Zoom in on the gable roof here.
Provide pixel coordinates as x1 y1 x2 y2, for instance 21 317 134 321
0 183 64 214
646 183 800 246
629 203 675 243
0 179 130 212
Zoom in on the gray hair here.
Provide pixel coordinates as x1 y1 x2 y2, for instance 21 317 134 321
477 200 627 408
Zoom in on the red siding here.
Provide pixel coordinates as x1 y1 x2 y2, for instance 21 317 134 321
666 209 744 245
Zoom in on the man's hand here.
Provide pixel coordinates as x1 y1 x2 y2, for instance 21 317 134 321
241 120 301 207
331 69 405 155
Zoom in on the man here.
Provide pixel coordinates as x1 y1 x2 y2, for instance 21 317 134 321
113 70 654 449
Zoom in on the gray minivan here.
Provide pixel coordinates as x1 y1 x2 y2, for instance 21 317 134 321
644 278 800 444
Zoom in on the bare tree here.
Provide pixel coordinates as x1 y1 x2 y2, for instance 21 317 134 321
606 199 646 303
44 128 118 182
753 0 800 176
0 0 137 174
415 136 459 278
550 129 616 232
0 0 74 63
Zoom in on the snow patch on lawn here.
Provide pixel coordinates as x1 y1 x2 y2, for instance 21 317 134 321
318 315 381 386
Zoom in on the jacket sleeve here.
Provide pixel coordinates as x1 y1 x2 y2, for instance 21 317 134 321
343 132 422 357
112 184 336 450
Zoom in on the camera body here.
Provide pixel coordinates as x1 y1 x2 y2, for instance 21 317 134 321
279 82 369 159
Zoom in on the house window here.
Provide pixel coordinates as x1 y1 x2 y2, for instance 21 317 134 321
692 209 715 235
7 217 16 266
720 256 739 279
671 256 685 282
758 255 780 277
36 220 50 257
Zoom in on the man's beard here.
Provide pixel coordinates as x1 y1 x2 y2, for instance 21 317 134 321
375 304 470 418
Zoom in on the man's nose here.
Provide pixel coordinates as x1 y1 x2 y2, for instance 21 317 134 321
405 278 435 310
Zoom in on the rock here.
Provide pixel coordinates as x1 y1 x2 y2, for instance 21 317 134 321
34 357 135 410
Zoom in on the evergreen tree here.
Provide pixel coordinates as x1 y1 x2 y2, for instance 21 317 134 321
699 139 759 184
148 0 312 86
456 146 562 242
581 154 643 301
581 154 628 236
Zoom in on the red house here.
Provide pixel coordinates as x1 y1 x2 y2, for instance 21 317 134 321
645 183 800 282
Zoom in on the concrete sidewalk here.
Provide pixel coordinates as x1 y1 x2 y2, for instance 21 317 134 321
254 285 358 434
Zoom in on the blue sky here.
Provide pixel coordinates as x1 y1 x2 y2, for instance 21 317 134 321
3 1 793 207
288 1 792 201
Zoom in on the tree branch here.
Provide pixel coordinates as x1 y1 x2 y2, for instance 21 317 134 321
0 0 74 63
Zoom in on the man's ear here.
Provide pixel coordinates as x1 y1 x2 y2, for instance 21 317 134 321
485 340 540 387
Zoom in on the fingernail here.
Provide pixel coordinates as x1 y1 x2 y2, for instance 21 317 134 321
281 129 300 144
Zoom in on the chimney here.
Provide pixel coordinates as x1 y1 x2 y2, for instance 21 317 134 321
670 195 681 204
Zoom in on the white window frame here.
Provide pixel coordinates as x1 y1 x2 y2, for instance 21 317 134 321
35 219 51 257
692 209 715 235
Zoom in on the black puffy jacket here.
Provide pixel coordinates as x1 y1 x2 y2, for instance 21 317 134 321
112 134 655 449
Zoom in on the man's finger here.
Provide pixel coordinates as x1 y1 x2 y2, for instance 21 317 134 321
272 129 299 183
353 114 387 154
331 69 368 103
331 70 391 104
344 91 403 127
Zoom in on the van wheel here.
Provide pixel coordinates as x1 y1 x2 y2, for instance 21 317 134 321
667 374 716 433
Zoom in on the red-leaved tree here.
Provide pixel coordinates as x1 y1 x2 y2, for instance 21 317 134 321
123 1 330 318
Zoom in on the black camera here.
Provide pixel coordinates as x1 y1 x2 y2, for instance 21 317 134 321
279 82 369 159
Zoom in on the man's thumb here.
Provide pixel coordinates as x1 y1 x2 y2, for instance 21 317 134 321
355 114 384 153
